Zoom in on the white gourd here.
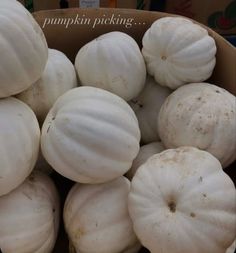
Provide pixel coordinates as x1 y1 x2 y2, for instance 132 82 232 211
142 17 216 89
130 76 171 143
128 147 236 253
41 86 140 184
158 83 236 168
75 31 146 101
0 0 48 98
0 97 40 196
126 141 165 180
0 171 60 253
16 49 78 124
64 177 141 253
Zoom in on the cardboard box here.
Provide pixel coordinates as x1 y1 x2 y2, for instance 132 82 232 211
32 8 236 253
166 0 236 35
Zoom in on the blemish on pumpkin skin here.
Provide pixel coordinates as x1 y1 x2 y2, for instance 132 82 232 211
199 176 203 182
203 193 207 198
190 212 196 218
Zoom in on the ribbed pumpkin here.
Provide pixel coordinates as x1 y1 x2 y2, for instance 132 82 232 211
16 49 77 124
130 76 171 143
64 177 141 253
75 31 146 101
128 147 236 253
0 0 48 98
142 17 216 89
41 87 140 184
0 97 40 196
158 83 236 168
0 172 60 253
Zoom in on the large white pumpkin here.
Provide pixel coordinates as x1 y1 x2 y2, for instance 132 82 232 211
126 141 165 180
129 76 171 143
64 177 141 253
16 49 78 124
0 171 60 253
41 86 140 184
142 17 216 89
75 31 146 101
0 97 40 196
158 83 236 168
0 0 48 98
128 147 236 253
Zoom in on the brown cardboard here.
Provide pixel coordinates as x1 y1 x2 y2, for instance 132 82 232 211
33 8 236 95
32 8 236 253
166 0 236 35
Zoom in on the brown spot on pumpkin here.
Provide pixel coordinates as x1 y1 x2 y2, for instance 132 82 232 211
197 97 202 101
190 212 196 218
168 201 176 213
161 55 167 60
203 193 207 197
215 90 220 93
199 176 203 182
47 125 51 133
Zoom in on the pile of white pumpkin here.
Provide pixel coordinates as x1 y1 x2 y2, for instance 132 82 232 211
0 1 235 253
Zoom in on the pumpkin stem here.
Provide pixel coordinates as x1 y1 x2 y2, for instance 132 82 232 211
168 201 176 213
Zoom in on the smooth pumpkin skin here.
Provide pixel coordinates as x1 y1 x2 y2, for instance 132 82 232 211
16 49 78 124
0 0 48 98
0 97 40 196
142 17 216 89
126 141 165 180
128 147 236 253
41 86 140 184
0 171 60 253
129 76 171 143
158 83 236 168
64 177 141 253
75 31 146 101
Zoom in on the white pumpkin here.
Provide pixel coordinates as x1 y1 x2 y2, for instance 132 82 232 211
129 76 171 143
41 86 140 184
64 177 141 253
0 0 48 98
0 97 40 196
158 83 236 168
126 141 165 180
142 17 216 89
128 147 236 253
75 31 146 101
16 49 78 124
0 171 60 253
226 240 236 253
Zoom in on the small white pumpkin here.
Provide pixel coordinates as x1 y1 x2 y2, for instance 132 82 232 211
75 31 146 101
142 17 216 89
126 141 165 180
128 147 236 253
16 49 78 124
0 171 60 253
41 86 140 184
0 0 48 98
158 83 236 168
64 177 141 253
0 97 40 196
129 76 171 143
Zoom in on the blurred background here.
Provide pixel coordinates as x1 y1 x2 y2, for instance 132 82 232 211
17 0 236 46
